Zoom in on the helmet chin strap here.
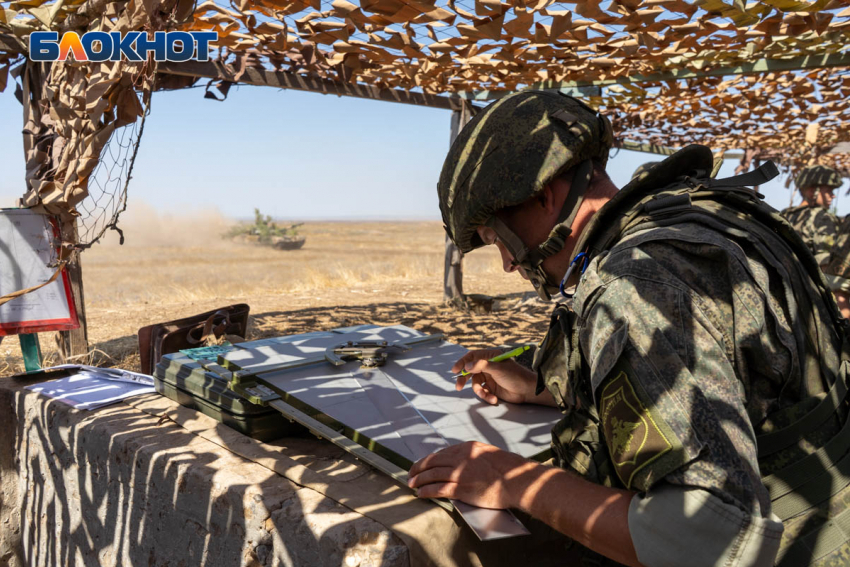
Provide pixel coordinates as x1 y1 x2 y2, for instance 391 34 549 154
484 160 594 301
485 215 559 300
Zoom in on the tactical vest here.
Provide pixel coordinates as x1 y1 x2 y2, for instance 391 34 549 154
532 145 850 567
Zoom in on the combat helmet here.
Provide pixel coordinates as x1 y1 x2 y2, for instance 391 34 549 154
796 165 843 191
437 91 613 300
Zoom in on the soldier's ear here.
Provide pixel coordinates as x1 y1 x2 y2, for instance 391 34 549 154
538 184 556 213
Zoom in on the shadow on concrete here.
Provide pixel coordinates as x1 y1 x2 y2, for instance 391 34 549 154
1 310 573 567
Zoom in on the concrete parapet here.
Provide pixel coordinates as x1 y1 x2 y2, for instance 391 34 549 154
0 375 571 566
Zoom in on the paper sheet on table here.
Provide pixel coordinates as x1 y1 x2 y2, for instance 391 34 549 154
26 369 155 410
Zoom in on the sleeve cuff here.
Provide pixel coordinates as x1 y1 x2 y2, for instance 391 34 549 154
628 485 783 567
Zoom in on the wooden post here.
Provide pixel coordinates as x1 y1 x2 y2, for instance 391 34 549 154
443 102 473 304
443 232 464 302
57 254 88 361
56 229 89 362
16 62 89 364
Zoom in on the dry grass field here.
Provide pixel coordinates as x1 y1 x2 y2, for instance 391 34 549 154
1 206 553 375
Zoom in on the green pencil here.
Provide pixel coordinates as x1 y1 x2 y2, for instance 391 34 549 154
453 345 532 379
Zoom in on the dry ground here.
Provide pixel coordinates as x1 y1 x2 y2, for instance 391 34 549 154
1 206 553 375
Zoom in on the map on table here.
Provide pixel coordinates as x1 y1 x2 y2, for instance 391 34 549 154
220 324 562 465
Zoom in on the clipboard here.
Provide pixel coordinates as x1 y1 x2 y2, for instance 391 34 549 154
0 209 79 336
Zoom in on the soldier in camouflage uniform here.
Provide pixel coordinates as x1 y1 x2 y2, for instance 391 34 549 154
408 91 850 567
779 165 842 266
824 214 850 319
782 165 848 318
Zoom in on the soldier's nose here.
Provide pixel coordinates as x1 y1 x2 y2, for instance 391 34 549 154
497 244 518 273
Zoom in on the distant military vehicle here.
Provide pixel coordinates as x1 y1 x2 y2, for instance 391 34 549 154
227 209 306 250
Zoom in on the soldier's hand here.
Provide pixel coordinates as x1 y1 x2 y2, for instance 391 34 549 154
408 441 533 509
452 349 537 405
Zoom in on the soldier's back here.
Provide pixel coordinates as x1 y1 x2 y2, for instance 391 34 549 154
573 173 848 566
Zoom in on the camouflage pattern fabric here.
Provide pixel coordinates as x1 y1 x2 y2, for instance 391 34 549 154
533 305 621 488
796 165 843 190
437 90 613 254
780 205 839 265
532 146 848 565
823 215 850 292
576 222 846 565
574 216 842 506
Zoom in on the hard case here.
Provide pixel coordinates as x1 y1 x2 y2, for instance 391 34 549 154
153 325 381 441
154 350 295 441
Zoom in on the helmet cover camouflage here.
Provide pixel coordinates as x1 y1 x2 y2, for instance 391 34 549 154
631 162 660 181
796 165 843 191
437 91 614 254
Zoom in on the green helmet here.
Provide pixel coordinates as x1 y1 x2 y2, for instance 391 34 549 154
632 162 659 180
437 90 613 299
796 165 842 191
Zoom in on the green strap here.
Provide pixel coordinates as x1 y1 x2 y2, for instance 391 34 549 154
776 505 850 566
643 192 692 215
771 441 850 521
757 362 849 458
485 216 529 262
763 410 850 502
19 333 42 372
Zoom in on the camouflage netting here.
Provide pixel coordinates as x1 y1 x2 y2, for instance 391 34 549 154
14 59 154 250
0 0 185 249
0 0 849 246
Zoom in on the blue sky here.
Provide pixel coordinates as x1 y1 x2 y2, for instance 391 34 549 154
1 83 847 219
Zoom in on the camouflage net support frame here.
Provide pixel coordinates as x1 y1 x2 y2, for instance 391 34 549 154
0 0 848 249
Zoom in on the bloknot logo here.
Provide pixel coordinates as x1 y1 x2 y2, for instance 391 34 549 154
29 31 218 62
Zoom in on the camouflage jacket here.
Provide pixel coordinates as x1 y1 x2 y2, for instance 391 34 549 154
573 217 843 490
779 205 839 265
823 215 850 293
536 146 848 566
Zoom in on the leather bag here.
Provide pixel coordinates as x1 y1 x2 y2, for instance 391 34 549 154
138 304 250 374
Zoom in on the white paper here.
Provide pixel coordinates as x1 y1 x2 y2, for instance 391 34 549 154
26 370 155 410
0 209 72 325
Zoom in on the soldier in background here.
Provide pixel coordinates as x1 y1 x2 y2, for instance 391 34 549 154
780 165 842 265
817 165 850 317
781 165 848 317
410 91 850 567
824 218 850 319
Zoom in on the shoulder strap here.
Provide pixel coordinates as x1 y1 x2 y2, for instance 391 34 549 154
705 161 779 189
580 160 846 326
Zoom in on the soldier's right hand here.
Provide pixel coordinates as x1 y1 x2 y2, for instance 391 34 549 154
452 349 539 405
